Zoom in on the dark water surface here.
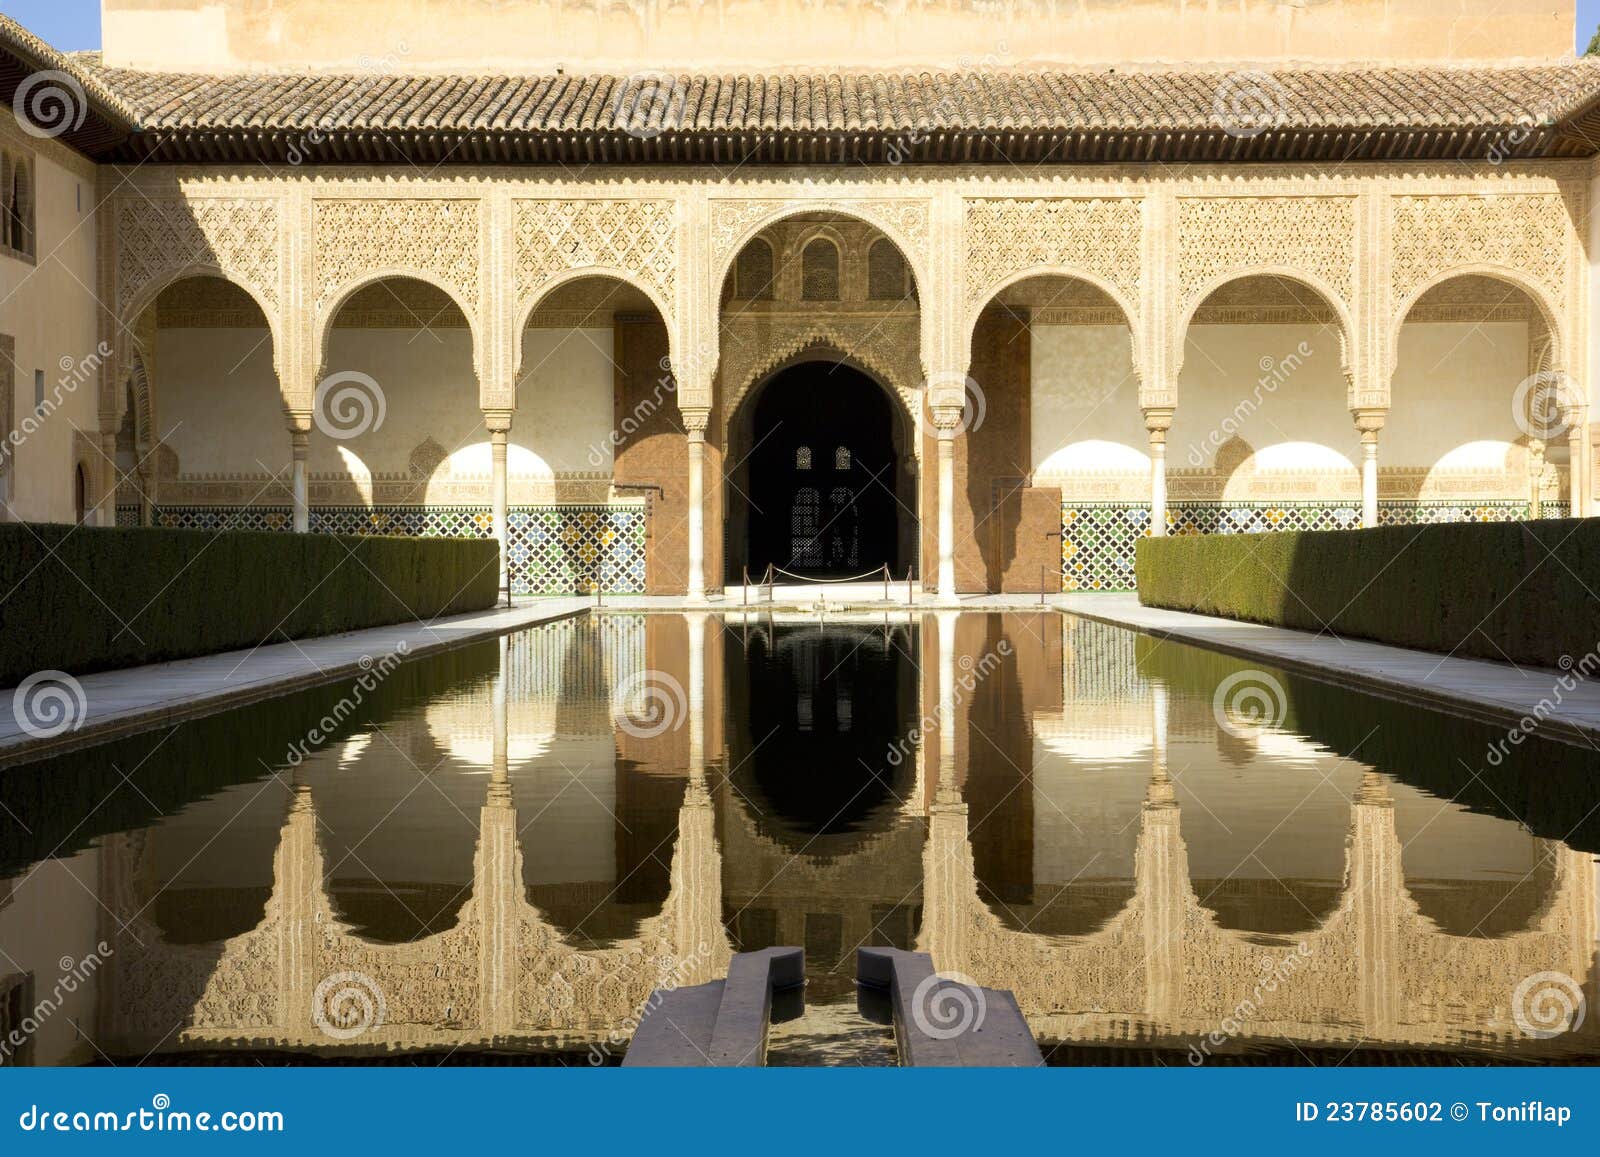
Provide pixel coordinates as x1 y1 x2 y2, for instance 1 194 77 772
1 612 1596 1065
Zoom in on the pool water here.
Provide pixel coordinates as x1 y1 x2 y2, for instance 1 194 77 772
1 611 1595 1065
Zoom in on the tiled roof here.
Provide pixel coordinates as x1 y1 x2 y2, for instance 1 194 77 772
8 16 1600 164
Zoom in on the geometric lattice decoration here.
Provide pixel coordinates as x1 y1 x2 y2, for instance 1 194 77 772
160 504 646 595
115 504 142 527
1376 500 1535 525
508 506 646 595
155 506 294 533
115 197 281 318
1177 196 1356 308
1170 502 1362 536
1390 194 1572 314
314 199 481 311
1061 503 1150 592
1064 499 1565 592
964 197 1143 314
513 200 677 314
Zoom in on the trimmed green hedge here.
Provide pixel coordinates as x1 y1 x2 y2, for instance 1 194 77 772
0 523 499 687
1135 519 1600 669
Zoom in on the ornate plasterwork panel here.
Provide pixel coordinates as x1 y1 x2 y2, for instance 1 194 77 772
1176 195 1357 310
115 197 281 321
1389 193 1572 316
962 197 1143 317
313 198 481 313
513 199 677 318
708 198 931 288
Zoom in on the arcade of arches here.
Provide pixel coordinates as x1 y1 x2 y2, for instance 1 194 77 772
90 186 1595 599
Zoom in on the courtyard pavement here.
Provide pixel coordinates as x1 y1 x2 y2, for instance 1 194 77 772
1058 592 1600 749
0 598 589 767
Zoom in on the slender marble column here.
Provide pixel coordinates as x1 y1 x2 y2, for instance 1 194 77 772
485 410 512 600
684 410 709 602
1143 407 1173 538
1354 409 1387 529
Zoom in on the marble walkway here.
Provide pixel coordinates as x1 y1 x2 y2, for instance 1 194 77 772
1057 592 1600 748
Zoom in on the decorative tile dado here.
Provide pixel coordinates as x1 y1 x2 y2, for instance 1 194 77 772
155 504 646 594
513 200 677 315
963 198 1143 315
314 199 481 312
115 197 281 318
1176 196 1356 309
1059 499 1555 592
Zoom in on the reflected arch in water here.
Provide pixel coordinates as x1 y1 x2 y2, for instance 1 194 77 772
1392 786 1563 938
723 621 919 855
309 702 483 943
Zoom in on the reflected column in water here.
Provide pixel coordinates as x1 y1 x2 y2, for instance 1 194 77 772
478 635 518 1035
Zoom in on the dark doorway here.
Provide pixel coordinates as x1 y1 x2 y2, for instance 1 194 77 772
738 363 905 580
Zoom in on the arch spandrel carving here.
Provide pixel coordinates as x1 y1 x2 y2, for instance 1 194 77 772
1387 193 1577 375
961 197 1144 323
313 198 482 317
114 196 283 323
1176 195 1358 313
512 199 679 327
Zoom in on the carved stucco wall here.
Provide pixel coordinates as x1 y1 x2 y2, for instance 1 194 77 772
93 165 1592 505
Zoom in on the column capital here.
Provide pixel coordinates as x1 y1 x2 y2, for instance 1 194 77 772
931 403 965 437
1352 407 1388 439
682 407 711 440
482 408 514 434
1142 406 1175 437
285 409 313 436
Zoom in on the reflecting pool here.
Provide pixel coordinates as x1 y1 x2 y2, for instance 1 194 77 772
1 612 1596 1065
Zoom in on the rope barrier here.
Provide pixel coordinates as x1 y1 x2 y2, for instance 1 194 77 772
768 564 891 585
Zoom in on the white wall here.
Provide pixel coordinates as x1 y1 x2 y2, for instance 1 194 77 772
1030 324 1146 481
155 326 285 475
1388 320 1531 469
515 326 616 476
0 113 101 524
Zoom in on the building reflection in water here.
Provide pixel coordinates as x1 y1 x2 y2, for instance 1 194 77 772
0 612 1595 1063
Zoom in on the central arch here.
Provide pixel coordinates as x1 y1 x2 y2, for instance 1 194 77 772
726 361 916 581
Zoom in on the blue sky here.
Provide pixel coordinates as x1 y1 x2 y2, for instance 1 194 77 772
2 0 1599 55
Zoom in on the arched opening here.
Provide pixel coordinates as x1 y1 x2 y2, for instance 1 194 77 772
968 272 1140 592
134 275 281 530
729 362 911 580
312 276 477 532
1392 275 1564 519
515 275 668 593
1169 274 1357 534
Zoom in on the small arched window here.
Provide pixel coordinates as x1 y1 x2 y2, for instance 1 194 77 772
73 464 88 524
10 160 30 256
734 239 775 300
795 445 813 471
800 238 840 301
867 239 910 301
834 446 851 470
0 153 13 252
